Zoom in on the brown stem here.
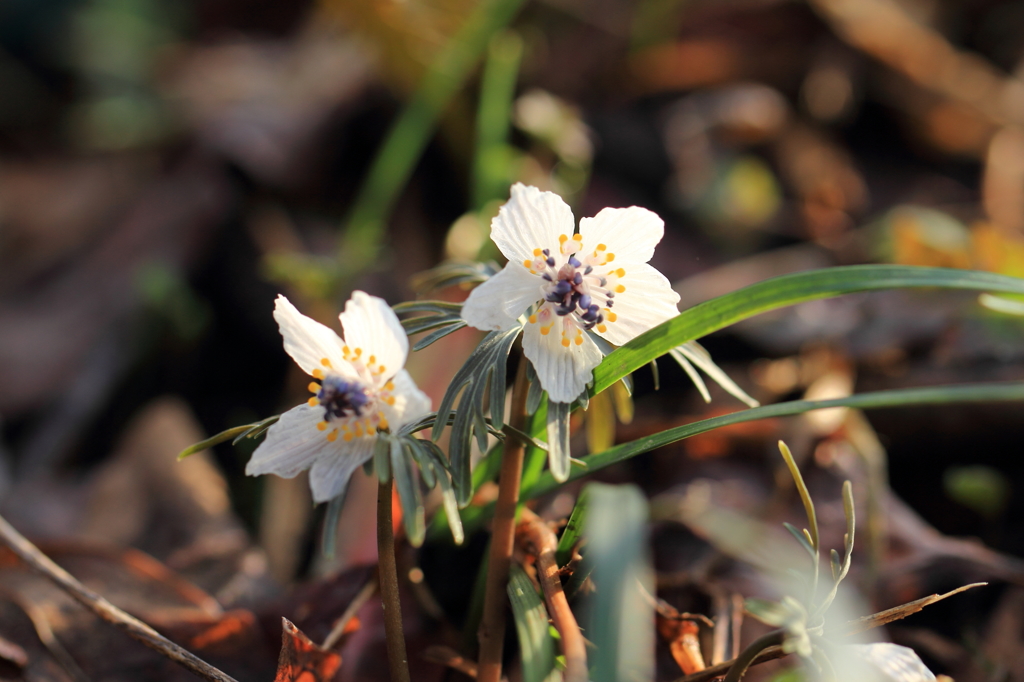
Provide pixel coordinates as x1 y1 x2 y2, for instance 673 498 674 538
723 631 786 682
0 513 237 682
477 360 530 682
515 508 588 682
377 479 412 682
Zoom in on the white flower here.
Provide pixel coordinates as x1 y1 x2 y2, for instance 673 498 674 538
246 292 431 503
462 183 680 402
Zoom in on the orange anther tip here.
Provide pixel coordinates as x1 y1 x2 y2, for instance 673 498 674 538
559 234 568 242
308 382 320 393
528 314 537 324
597 243 606 250
312 369 324 379
561 338 571 347
523 259 533 268
606 253 615 262
343 432 353 442
320 358 331 367
615 284 626 293
597 324 608 333
574 336 583 345
307 397 319 407
326 431 338 442
616 268 625 277
533 248 542 256
317 421 328 431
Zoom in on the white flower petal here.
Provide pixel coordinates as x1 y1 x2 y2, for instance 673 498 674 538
246 403 335 479
381 369 432 431
462 263 541 331
339 291 409 378
309 436 376 503
578 206 665 265
490 183 575 263
596 262 680 346
522 320 602 403
273 295 349 376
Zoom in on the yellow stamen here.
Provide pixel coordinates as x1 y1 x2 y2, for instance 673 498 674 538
354 423 364 437
615 268 625 277
540 324 552 336
307 397 319 407
326 430 338 442
559 234 569 243
386 396 396 406
574 335 583 345
343 431 353 442
320 358 331 367
524 259 533 269
596 243 606 251
378 414 389 430
317 421 328 431
615 284 626 293
533 248 543 256
312 368 324 379
597 324 608 333
528 314 537 324
605 253 615 262
308 382 320 393
377 365 386 374
354 348 362 356
368 355 376 365
606 311 618 322
561 338 571 347
385 381 395 391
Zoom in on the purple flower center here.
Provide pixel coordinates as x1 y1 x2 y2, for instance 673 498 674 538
317 376 371 420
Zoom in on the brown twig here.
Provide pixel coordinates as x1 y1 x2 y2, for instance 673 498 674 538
423 645 480 678
672 643 786 682
515 507 588 682
477 360 530 682
377 479 412 682
321 574 379 651
0 513 238 682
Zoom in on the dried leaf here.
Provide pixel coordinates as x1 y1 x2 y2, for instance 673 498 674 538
274 618 341 682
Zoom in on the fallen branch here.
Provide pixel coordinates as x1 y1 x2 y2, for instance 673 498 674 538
321 574 379 650
0 513 238 682
515 507 588 682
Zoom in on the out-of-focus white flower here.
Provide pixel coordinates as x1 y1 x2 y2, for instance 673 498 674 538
461 183 680 402
247 292 431 502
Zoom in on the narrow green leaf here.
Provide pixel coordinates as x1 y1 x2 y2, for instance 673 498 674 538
507 564 558 682
778 441 819 552
412 321 468 351
592 266 1024 395
177 417 278 460
340 0 529 268
546 399 572 483
783 522 816 562
555 490 588 567
393 441 426 547
522 381 1024 501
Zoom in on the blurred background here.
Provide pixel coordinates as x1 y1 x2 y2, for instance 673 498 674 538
3 0 1024 679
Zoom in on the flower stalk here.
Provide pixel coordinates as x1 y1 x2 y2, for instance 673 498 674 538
477 359 530 682
377 478 412 682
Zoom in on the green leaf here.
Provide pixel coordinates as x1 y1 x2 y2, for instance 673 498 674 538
523 381 1024 501
585 483 653 682
392 439 426 547
546 399 572 482
177 416 279 460
433 325 522 504
592 265 1024 396
555 489 588 567
340 0 529 269
507 564 558 682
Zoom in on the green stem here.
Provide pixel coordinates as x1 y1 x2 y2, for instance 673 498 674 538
377 480 411 682
723 630 786 682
